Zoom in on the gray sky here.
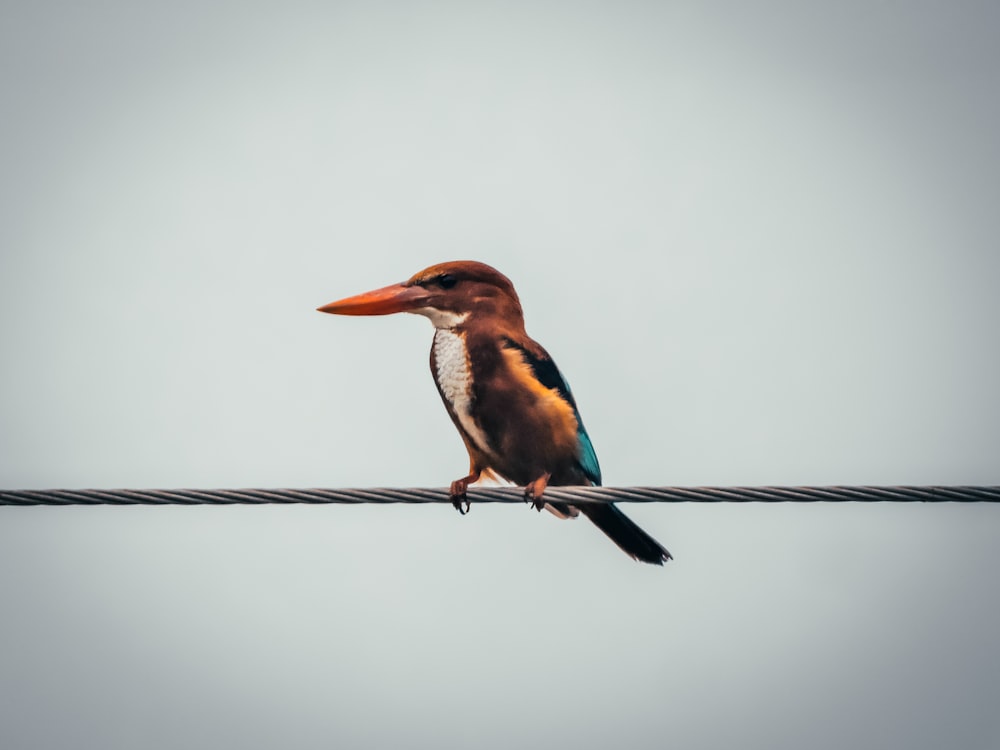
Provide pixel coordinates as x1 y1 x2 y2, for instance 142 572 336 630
2 2 999 748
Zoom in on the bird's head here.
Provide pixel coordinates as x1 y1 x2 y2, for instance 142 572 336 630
317 261 524 329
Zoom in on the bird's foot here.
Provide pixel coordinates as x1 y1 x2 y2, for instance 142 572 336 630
523 474 551 512
449 476 476 515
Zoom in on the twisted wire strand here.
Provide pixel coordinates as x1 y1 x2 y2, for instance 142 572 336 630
1 485 998 506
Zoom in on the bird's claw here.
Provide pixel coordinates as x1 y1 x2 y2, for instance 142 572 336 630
449 477 473 515
523 474 550 512
451 494 470 515
523 487 545 512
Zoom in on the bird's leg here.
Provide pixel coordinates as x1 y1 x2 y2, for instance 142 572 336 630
449 468 481 515
524 473 551 512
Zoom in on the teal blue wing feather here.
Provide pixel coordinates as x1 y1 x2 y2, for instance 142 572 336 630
574 425 602 486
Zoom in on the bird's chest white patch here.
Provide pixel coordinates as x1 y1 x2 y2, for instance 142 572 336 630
432 329 493 456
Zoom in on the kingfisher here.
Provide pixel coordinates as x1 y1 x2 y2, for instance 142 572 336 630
317 261 671 565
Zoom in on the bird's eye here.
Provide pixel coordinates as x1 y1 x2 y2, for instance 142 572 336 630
436 273 458 289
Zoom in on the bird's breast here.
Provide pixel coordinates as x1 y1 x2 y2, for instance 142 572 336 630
432 328 493 456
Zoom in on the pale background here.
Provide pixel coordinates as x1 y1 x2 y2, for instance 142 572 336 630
2 2 999 748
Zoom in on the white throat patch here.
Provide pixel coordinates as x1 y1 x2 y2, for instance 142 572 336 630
412 308 468 330
432 328 493 457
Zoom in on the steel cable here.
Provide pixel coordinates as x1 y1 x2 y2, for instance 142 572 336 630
2 485 998 506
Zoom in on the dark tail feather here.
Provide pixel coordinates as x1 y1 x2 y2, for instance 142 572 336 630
579 503 672 565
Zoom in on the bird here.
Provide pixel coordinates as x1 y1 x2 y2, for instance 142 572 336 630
317 260 671 565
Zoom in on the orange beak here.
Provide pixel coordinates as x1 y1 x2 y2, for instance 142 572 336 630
316 283 431 316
